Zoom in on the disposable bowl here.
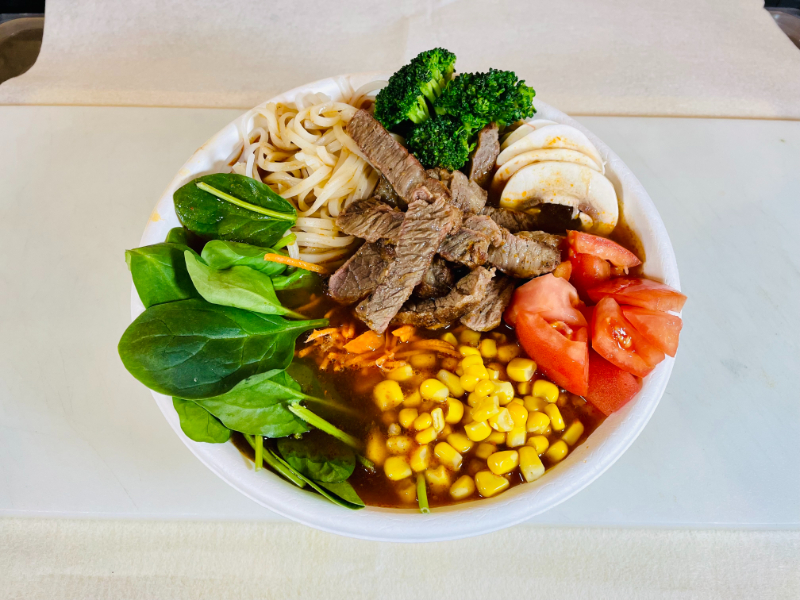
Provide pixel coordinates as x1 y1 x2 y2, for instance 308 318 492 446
132 73 680 542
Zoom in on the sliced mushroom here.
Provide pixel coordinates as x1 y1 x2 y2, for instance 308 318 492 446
490 148 603 198
496 124 604 169
500 119 557 150
499 161 619 235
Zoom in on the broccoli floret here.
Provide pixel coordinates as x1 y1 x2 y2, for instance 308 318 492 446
434 69 536 130
374 48 457 130
406 115 475 171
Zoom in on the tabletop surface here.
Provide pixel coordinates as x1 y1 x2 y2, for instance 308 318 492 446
1 106 798 527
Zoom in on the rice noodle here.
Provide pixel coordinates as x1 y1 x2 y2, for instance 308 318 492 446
233 82 387 264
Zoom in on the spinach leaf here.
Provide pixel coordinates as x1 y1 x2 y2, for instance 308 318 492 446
172 398 231 443
126 243 199 308
277 432 355 483
272 269 321 291
193 369 309 437
165 227 188 245
174 174 296 247
200 240 288 276
184 251 306 319
319 481 365 508
118 298 326 398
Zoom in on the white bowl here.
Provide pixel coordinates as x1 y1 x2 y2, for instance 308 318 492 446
132 73 680 542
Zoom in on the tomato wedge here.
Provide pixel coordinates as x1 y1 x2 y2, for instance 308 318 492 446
587 277 687 312
567 231 641 268
505 274 587 327
570 253 611 301
622 306 682 357
591 297 665 377
586 350 642 415
515 312 589 395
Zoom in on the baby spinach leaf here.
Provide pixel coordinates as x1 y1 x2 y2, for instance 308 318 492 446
193 369 309 437
184 251 306 319
277 432 356 483
165 227 189 245
126 243 199 308
118 298 327 398
200 240 288 276
174 174 296 248
272 269 321 291
172 398 231 443
319 481 365 508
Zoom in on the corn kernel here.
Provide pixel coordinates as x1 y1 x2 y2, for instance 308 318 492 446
434 442 463 470
507 403 529 428
507 358 536 382
373 380 404 411
445 398 464 424
366 428 387 467
386 435 414 455
446 432 473 453
410 353 438 369
413 412 432 430
517 381 532 395
437 370 465 397
398 408 418 429
491 331 508 344
410 444 431 471
387 423 401 436
459 345 481 357
497 344 521 363
475 470 510 497
562 420 585 446
486 431 506 444
464 420 492 442
489 408 515 432
478 338 498 359
506 427 527 448
486 368 500 380
403 389 422 408
387 364 414 382
524 395 547 412
459 373 481 393
533 379 560 403
424 465 452 492
493 381 515 403
544 404 565 431
415 426 437 444
466 392 485 407
527 435 550 455
557 392 570 408
464 365 490 380
487 450 519 475
475 442 497 459
440 332 458 347
467 458 486 476
431 407 445 433
395 478 417 503
545 440 569 463
459 329 482 346
442 357 459 371
519 446 545 482
384 456 412 481
509 398 524 406
527 411 551 434
487 362 507 380
420 378 449 402
449 475 476 500
440 424 453 438
460 355 484 369
472 397 501 422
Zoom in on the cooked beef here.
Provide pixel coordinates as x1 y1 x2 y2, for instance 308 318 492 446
426 168 454 189
450 170 488 214
469 123 500 188
463 214 504 247
394 267 495 329
328 241 393 304
438 227 490 268
481 205 581 234
355 197 460 333
487 228 562 278
347 109 450 205
460 275 516 331
374 175 405 209
416 256 454 299
337 197 404 243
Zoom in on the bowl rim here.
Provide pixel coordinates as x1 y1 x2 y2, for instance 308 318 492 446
131 72 680 542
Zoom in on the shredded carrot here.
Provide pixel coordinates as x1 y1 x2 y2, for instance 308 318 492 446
295 294 325 313
407 339 462 357
344 349 384 367
343 331 384 354
263 253 328 274
297 346 316 358
391 325 416 343
319 356 331 370
307 328 338 342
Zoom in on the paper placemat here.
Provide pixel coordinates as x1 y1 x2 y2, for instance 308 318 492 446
1 0 799 118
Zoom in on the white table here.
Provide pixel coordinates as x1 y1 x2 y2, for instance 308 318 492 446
1 106 798 527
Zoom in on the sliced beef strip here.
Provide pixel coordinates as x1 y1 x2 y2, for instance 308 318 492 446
487 229 562 278
346 109 450 205
415 256 455 299
481 205 581 234
469 123 500 188
328 240 394 304
460 275 515 332
337 197 404 243
393 267 495 329
426 168 453 189
450 170 488 214
463 214 504 247
437 227 490 268
374 175 405 209
355 197 460 333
